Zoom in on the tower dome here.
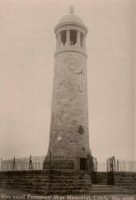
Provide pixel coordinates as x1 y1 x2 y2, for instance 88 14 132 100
54 6 88 57
59 6 84 26
55 6 88 33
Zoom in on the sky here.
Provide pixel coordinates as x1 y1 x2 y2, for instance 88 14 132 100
0 0 135 162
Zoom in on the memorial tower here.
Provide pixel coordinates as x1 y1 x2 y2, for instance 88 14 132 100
44 7 92 172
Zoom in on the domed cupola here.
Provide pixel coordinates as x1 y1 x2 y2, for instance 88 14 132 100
54 6 88 56
58 6 84 27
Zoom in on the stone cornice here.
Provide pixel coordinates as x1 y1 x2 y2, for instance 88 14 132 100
54 23 88 35
54 47 87 58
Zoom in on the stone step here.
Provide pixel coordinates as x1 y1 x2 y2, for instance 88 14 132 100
118 181 136 184
88 191 133 195
0 180 91 186
116 181 136 184
48 182 91 186
117 179 136 182
120 181 136 183
0 181 91 188
116 184 136 187
90 188 127 192
88 186 133 195
50 176 91 180
48 180 90 183
47 190 89 195
115 173 136 188
0 185 134 195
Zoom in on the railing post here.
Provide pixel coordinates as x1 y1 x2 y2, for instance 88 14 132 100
107 156 115 185
29 155 33 170
0 158 2 171
116 160 119 172
13 157 16 171
47 151 52 195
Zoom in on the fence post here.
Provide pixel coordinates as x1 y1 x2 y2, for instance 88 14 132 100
94 158 98 184
87 154 93 182
29 155 33 170
107 156 115 185
13 157 16 171
47 151 52 194
116 160 119 172
0 158 2 171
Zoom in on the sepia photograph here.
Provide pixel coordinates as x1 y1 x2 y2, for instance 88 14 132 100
0 0 135 199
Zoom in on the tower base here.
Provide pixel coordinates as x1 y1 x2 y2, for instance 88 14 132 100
43 154 93 171
43 155 92 194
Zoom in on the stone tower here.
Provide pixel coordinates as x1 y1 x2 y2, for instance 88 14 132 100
44 7 92 172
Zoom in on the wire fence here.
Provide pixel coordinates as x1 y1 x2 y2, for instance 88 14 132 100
0 155 136 172
114 159 136 172
107 156 136 173
98 160 136 172
0 156 45 171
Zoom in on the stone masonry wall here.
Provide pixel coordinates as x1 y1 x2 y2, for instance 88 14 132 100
48 51 91 159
